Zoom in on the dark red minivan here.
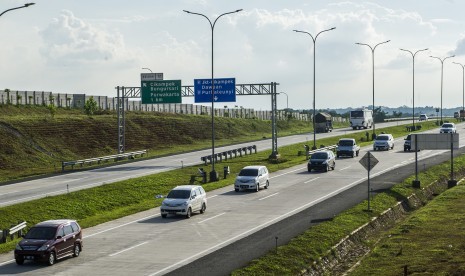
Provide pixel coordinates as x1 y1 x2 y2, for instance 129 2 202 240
14 219 83 266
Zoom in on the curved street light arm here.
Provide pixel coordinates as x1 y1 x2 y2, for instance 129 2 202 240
0 3 35 17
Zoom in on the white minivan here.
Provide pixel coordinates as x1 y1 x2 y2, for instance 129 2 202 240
234 165 270 192
160 185 207 218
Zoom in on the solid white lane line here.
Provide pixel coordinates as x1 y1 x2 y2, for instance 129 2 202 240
198 212 226 224
339 166 351 171
304 177 320 184
109 241 149 257
207 195 218 199
258 193 278 201
0 260 14 266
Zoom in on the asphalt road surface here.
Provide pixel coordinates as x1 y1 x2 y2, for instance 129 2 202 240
0 121 463 275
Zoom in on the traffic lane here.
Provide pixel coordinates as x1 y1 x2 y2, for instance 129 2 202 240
0 163 368 275
0 132 458 275
168 144 465 276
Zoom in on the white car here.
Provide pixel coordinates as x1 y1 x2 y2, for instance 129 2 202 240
440 123 457 133
419 114 428 121
373 134 394 151
234 165 270 192
160 185 207 218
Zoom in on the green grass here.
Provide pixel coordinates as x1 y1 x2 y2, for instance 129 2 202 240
0 118 442 256
0 105 316 182
349 184 465 275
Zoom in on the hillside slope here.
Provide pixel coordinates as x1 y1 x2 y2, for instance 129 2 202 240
0 105 312 182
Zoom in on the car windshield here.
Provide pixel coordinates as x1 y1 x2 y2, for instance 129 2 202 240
376 135 389 140
167 189 191 199
339 140 354 146
24 227 56 240
239 169 259 177
442 124 453 128
311 152 328 159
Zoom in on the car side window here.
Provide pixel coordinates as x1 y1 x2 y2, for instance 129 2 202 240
70 222 80 232
57 227 65 238
64 225 73 236
191 189 197 198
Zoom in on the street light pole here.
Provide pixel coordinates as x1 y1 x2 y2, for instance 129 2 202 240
453 62 465 121
184 9 242 182
141 67 153 73
293 27 336 150
400 48 428 129
356 40 390 139
0 3 35 17
430 55 455 124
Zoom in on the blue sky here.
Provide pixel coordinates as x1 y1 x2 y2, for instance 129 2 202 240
1 0 465 110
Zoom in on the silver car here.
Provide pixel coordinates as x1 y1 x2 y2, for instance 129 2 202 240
160 185 207 218
373 134 394 151
234 166 270 192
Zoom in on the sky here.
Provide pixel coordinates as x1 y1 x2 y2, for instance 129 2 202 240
2 0 465 111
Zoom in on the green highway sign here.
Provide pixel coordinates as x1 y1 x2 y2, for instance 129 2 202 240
141 80 182 104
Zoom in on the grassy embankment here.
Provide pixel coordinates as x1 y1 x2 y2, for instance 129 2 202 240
348 183 465 275
0 105 441 259
0 105 319 182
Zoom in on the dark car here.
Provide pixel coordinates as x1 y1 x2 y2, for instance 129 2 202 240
308 150 336 172
14 219 83 266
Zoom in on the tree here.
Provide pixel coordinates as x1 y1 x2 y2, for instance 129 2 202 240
84 96 99 116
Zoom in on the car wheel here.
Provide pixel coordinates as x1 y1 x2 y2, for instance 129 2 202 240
391 145 394 150
15 256 24 265
234 188 239 192
186 207 192 219
161 214 167 218
47 252 56 266
332 163 336 170
308 167 312 172
356 151 359 157
255 184 260 192
200 203 206 214
73 244 80 257
352 151 355 158
265 180 269 189
324 165 329 172
336 154 340 158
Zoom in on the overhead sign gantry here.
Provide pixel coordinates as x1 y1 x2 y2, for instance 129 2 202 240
116 82 279 159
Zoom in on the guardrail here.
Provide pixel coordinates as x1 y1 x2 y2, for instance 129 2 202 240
62 150 147 171
201 145 257 165
1 221 27 244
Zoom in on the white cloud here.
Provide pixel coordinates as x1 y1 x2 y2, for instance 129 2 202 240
39 10 135 66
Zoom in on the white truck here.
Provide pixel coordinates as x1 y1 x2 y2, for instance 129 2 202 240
350 109 373 130
336 138 360 158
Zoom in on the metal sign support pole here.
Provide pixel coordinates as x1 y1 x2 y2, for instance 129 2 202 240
367 153 371 211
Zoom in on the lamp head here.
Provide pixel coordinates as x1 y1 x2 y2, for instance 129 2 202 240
25 3 35 7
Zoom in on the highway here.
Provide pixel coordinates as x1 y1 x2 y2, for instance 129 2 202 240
0 121 463 275
0 120 413 207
